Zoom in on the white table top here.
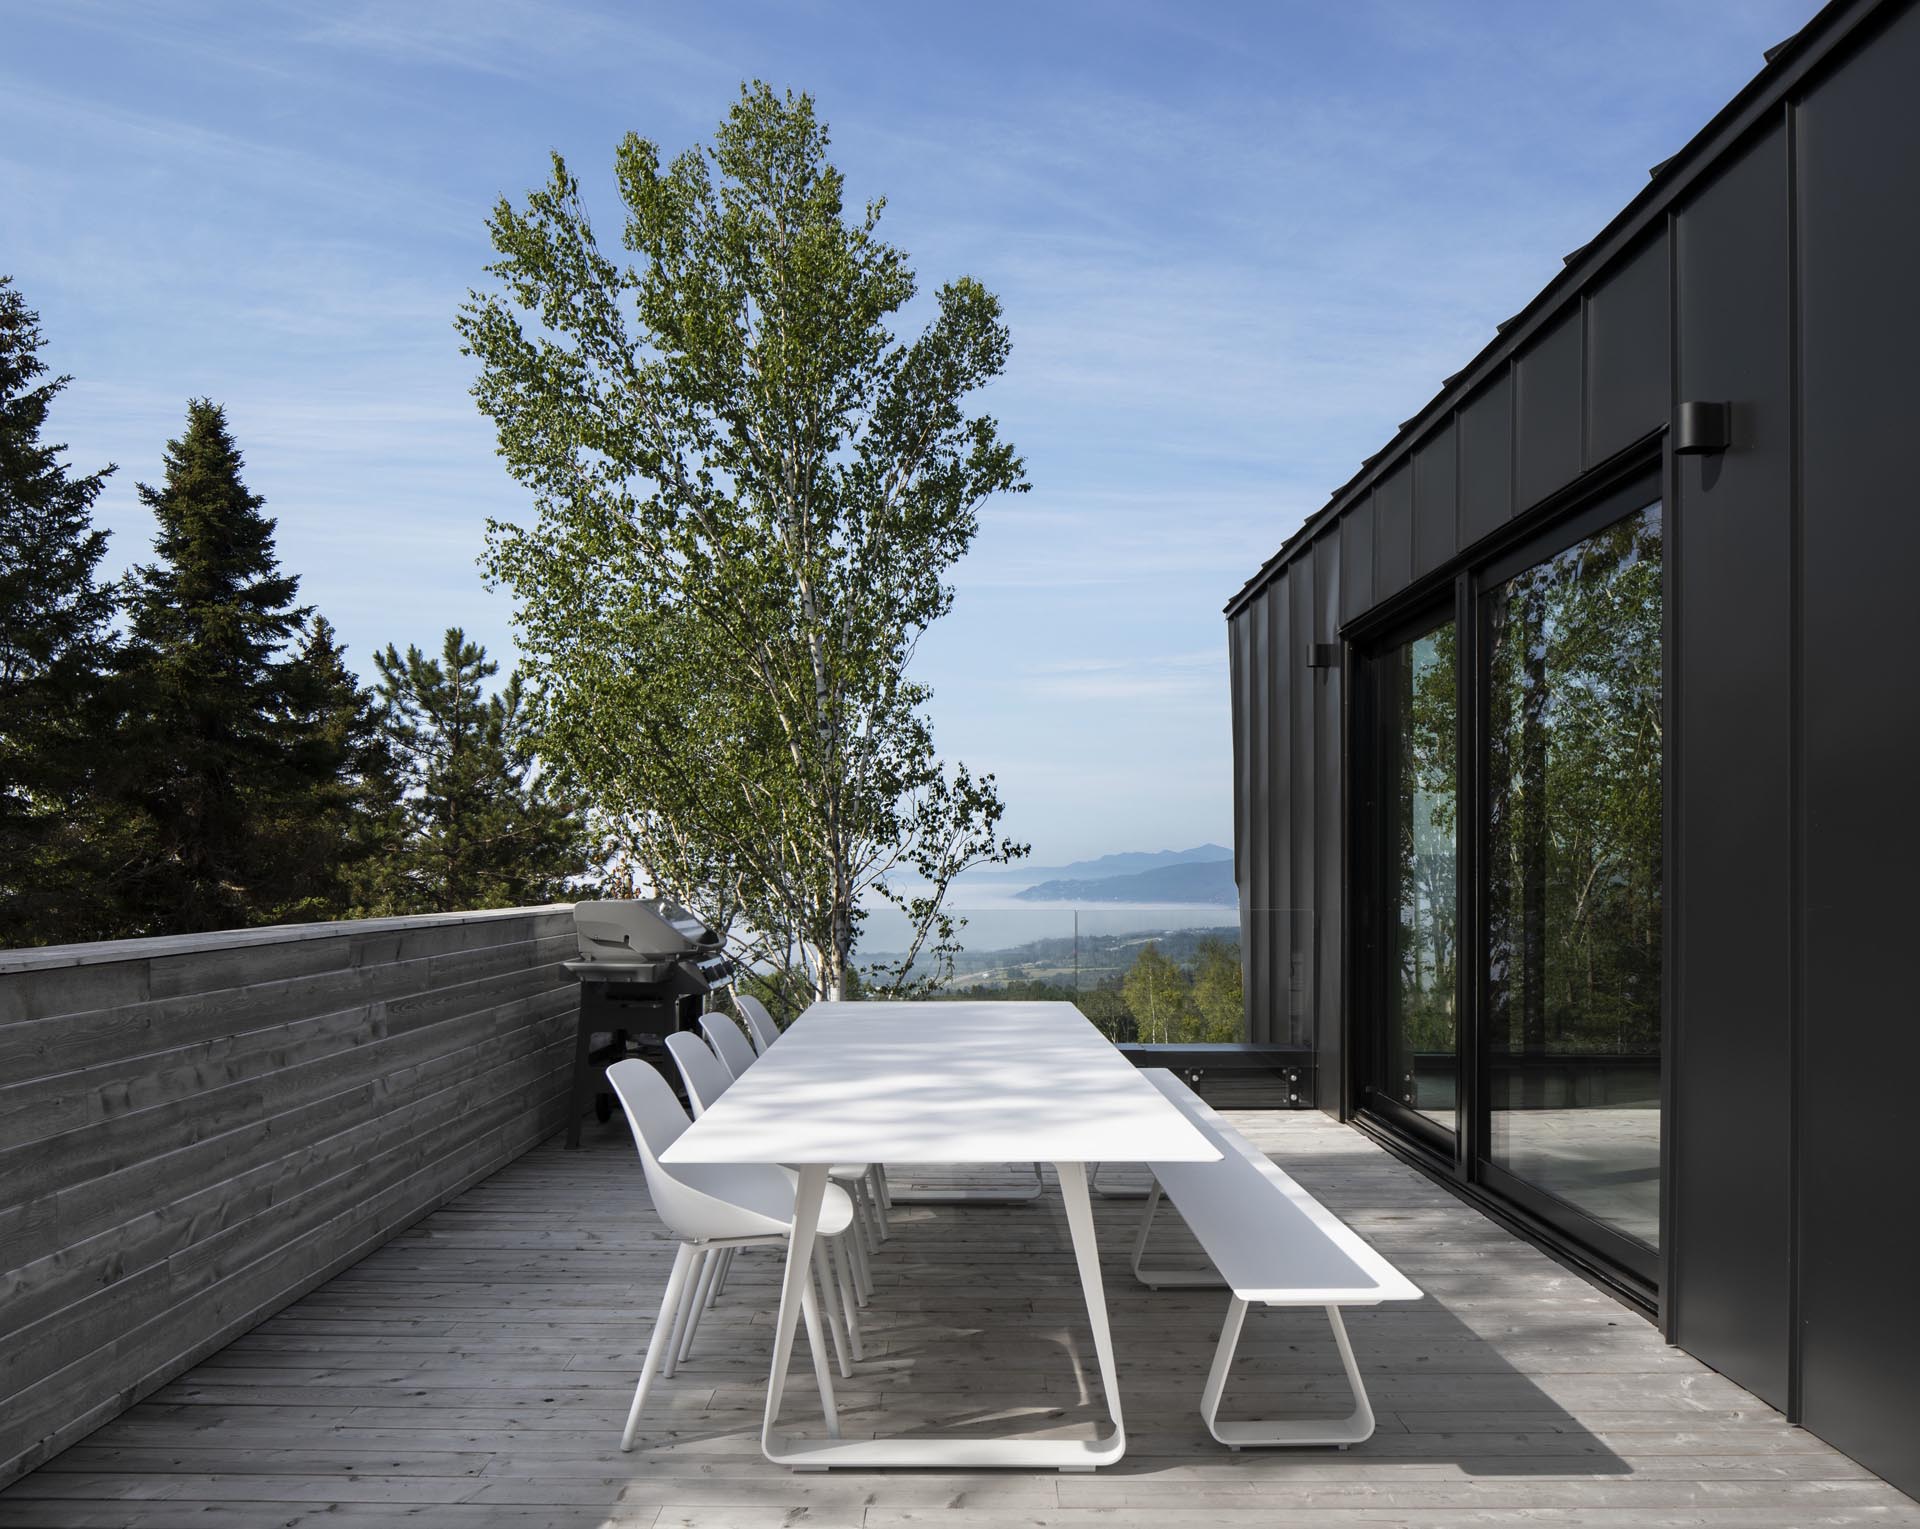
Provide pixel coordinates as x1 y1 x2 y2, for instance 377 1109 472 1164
660 1000 1222 1167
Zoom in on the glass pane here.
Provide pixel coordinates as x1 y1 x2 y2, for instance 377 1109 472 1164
1383 620 1458 1131
1484 502 1662 1249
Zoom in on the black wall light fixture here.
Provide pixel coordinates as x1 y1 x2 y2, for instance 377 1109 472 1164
1674 399 1732 454
1307 642 1342 669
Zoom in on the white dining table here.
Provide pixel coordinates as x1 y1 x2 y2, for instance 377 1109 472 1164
659 999 1221 1470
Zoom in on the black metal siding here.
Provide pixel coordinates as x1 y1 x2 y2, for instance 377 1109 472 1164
1313 536 1345 1108
1288 559 1316 1047
1340 493 1375 614
1458 370 1515 548
1373 467 1415 601
1223 0 1919 1497
1514 307 1584 509
1412 423 1459 579
1795 0 1920 1492
1671 120 1795 1414
1588 232 1672 463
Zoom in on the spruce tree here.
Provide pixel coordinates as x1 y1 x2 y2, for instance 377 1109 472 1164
114 400 320 933
369 628 587 913
279 615 404 920
0 276 120 946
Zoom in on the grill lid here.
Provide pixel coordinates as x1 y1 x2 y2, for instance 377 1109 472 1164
572 898 719 962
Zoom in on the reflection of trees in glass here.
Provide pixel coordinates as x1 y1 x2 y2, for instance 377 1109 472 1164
1486 505 1662 1060
1388 624 1457 1068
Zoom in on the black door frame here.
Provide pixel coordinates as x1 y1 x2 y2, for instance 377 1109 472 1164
1345 445 1667 1310
1351 599 1463 1165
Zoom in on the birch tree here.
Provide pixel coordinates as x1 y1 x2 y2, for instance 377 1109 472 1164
458 83 1028 1003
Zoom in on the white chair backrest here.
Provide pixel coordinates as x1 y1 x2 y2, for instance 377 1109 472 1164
700 1012 759 1080
736 993 780 1054
665 1031 732 1117
606 1059 791 1242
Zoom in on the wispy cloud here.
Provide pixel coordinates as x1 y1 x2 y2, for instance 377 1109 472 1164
3 0 1820 860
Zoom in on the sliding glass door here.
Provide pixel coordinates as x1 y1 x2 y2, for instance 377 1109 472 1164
1359 474 1664 1291
1480 499 1663 1273
1362 611 1460 1142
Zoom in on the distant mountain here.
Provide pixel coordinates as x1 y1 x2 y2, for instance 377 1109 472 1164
969 843 1232 884
1014 856 1238 906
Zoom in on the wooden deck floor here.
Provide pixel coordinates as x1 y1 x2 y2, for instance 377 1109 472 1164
2 1108 1913 1529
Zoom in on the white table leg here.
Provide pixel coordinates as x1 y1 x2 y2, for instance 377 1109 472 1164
1055 1159 1127 1469
760 1159 1126 1471
762 1163 838 1459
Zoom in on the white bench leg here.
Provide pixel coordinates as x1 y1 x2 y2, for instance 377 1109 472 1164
1130 1182 1228 1289
884 1161 1047 1204
1200 1300 1376 1449
1090 1162 1153 1199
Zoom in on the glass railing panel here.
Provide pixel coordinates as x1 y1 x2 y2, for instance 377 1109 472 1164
847 903 1316 1051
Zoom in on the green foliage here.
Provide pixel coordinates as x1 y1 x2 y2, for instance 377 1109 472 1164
1391 623 1459 1056
0 276 120 945
281 615 405 920
365 628 590 914
1486 506 1663 1057
1189 935 1245 1042
110 399 341 934
457 82 1029 1002
1122 942 1200 1044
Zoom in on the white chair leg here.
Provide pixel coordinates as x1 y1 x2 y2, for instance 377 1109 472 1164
676 1246 722 1365
830 1233 864 1362
621 1242 696 1451
862 1174 887 1243
797 1260 842 1438
852 1177 879 1247
813 1240 855 1379
662 1248 707 1378
847 1211 873 1306
707 1245 733 1306
852 1213 875 1306
873 1164 893 1223
1199 1300 1377 1449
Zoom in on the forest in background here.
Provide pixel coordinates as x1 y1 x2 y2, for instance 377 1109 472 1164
0 276 589 947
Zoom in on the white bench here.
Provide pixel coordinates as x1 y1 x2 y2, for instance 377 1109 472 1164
1131 1069 1421 1448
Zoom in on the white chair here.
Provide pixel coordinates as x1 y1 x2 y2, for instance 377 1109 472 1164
663 1034 866 1359
606 1058 851 1451
735 991 782 1054
699 1010 761 1081
699 1013 892 1254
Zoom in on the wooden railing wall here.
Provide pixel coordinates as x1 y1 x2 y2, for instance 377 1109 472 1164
0 906 579 1485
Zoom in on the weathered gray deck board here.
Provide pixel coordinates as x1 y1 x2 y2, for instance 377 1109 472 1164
1 1109 1913 1529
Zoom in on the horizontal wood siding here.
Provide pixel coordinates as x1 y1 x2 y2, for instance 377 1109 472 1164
0 907 579 1488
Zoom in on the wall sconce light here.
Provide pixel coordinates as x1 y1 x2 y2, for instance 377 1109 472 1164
1674 400 1732 454
1307 643 1341 669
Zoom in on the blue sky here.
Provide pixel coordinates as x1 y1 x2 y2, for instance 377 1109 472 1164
5 0 1811 865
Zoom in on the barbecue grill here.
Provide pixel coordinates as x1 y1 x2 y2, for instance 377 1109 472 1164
562 897 733 1148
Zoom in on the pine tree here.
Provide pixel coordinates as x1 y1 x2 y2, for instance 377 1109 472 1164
113 399 321 933
368 628 587 913
0 276 120 946
277 615 404 920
